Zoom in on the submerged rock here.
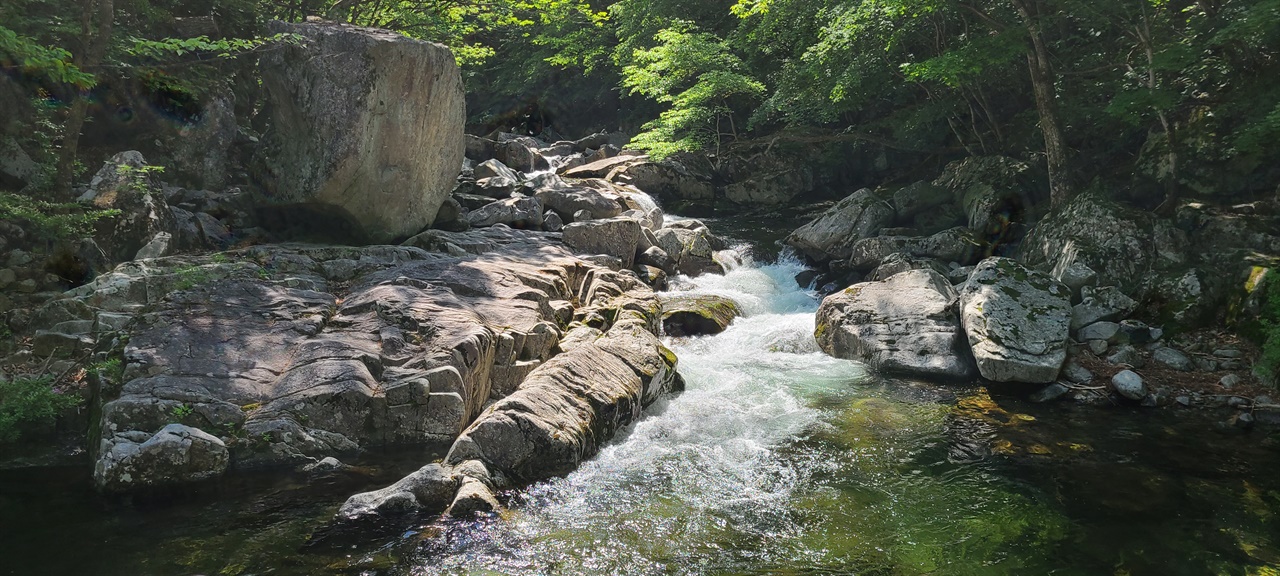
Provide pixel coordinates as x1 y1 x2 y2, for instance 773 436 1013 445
95 424 229 492
958 258 1072 383
816 269 974 379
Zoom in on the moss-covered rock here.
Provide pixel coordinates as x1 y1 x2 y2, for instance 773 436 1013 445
659 293 742 337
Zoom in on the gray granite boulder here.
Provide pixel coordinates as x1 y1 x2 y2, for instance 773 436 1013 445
816 269 974 379
256 21 465 243
958 258 1072 383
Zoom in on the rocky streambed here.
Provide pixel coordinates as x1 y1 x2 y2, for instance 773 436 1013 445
4 247 1280 575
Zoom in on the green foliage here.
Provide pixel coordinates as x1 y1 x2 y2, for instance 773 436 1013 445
0 192 120 243
115 164 165 194
0 376 81 444
87 358 124 384
623 23 763 158
1259 276 1280 386
171 404 194 420
0 25 95 87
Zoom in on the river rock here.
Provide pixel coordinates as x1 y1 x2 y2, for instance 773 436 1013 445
866 253 947 282
336 463 460 520
562 217 643 269
816 269 974 379
846 227 985 271
637 246 677 276
1077 321 1120 343
466 196 543 229
473 159 521 182
535 186 624 221
608 157 714 206
659 293 741 336
1070 286 1137 331
785 188 894 262
475 176 519 198
444 318 681 482
1152 347 1193 371
1111 369 1147 401
95 424 230 492
83 151 180 264
72 228 668 492
958 258 1072 383
256 21 465 243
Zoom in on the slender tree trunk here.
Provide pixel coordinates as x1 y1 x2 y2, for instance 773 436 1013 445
1136 6 1179 214
1011 0 1072 209
54 0 113 198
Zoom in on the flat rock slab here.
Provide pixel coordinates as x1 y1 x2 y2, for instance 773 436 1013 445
958 257 1072 383
70 227 663 493
816 269 974 379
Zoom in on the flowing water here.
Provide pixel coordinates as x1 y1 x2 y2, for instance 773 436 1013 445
3 240 1280 575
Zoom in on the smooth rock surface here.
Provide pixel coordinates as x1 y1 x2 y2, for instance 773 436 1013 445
816 269 974 379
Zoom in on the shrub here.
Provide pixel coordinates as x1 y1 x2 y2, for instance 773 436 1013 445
0 376 82 443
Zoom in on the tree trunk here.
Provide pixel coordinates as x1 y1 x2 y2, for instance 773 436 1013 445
1011 0 1072 209
54 0 113 198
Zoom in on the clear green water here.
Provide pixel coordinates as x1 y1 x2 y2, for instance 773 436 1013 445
2 251 1280 576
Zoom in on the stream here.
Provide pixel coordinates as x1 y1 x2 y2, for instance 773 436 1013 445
2 224 1280 575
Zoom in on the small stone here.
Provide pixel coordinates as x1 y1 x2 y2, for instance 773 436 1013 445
1061 361 1093 384
15 279 37 293
1077 321 1120 342
1107 345 1146 368
1220 360 1248 371
1088 339 1108 355
1257 395 1274 405
1152 347 1193 372
1220 374 1241 390
1175 395 1191 407
1029 382 1070 403
573 209 593 222
1118 319 1153 344
1228 396 1250 408
1140 394 1159 407
1213 348 1243 359
1193 357 1219 372
1111 369 1146 401
543 211 564 232
301 456 347 474
1149 327 1164 341
0 268 15 289
1229 411 1254 430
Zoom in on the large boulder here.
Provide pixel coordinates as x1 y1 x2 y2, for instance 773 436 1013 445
81 151 180 264
95 424 230 492
73 229 666 492
815 269 974 379
785 189 894 262
847 227 985 270
562 217 643 269
608 157 715 206
444 318 681 482
256 21 465 243
1019 192 1185 296
466 196 543 229
958 258 1072 383
535 186 625 221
